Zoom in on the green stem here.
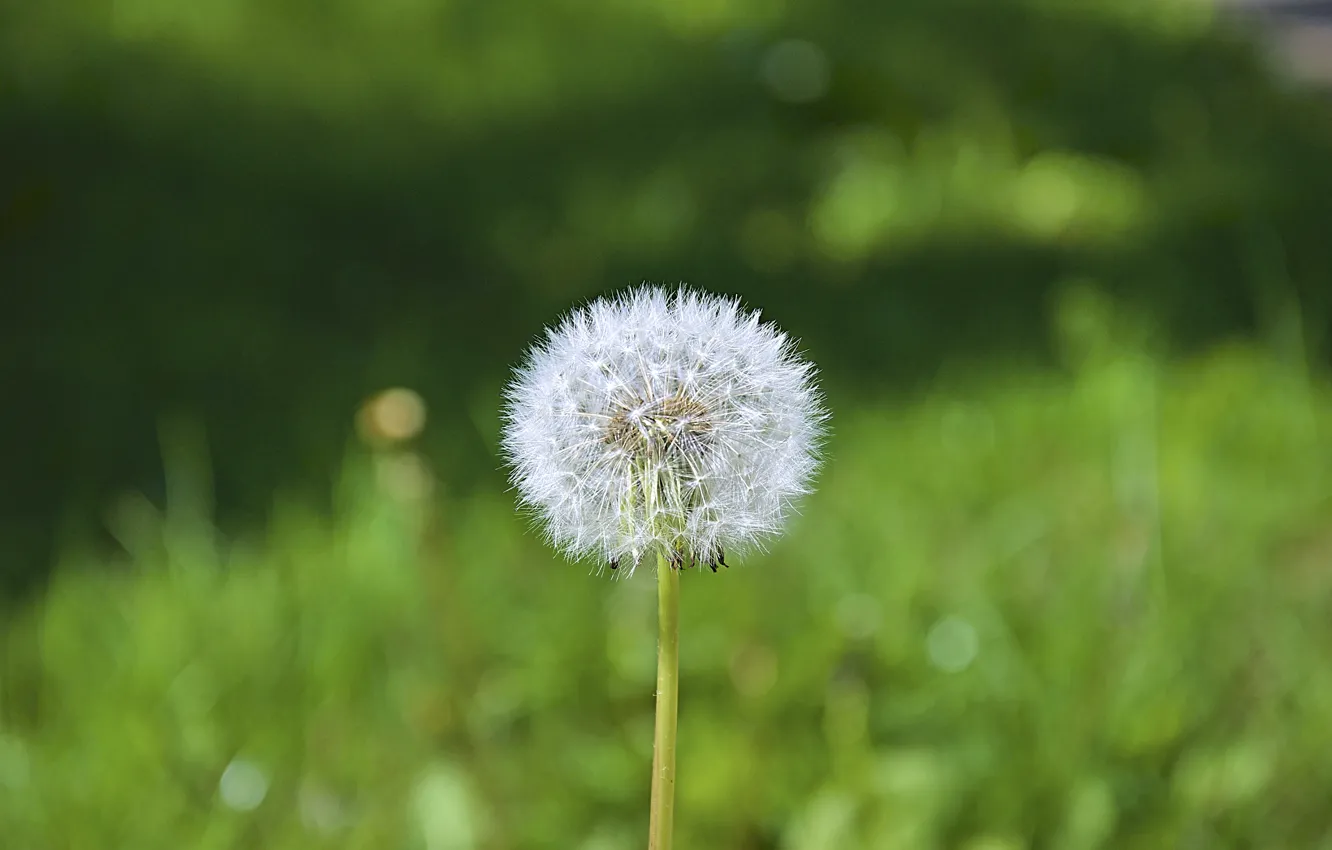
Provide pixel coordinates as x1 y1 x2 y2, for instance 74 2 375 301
647 549 680 850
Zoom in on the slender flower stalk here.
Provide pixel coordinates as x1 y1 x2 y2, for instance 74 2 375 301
502 285 826 848
648 548 678 850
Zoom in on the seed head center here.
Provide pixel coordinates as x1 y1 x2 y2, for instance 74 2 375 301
605 393 713 459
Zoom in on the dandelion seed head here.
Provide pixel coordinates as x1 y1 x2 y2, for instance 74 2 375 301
502 285 826 572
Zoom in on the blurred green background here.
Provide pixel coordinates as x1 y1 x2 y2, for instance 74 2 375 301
5 0 1332 846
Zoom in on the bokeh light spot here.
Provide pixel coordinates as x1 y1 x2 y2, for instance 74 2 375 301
810 155 902 261
414 763 478 850
926 616 978 673
219 758 269 811
1012 156 1082 237
761 39 831 103
358 387 427 445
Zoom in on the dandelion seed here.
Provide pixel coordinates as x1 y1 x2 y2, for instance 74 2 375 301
502 285 827 573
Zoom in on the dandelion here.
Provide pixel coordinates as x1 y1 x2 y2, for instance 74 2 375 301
502 285 826 850
503 285 825 571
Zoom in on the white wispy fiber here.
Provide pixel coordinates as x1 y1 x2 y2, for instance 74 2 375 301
502 285 826 573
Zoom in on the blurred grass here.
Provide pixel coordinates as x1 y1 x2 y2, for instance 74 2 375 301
4 292 1332 848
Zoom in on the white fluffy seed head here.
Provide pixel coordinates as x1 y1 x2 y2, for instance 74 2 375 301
502 285 827 573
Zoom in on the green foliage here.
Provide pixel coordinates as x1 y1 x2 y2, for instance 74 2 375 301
5 296 1332 848
4 0 1332 845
